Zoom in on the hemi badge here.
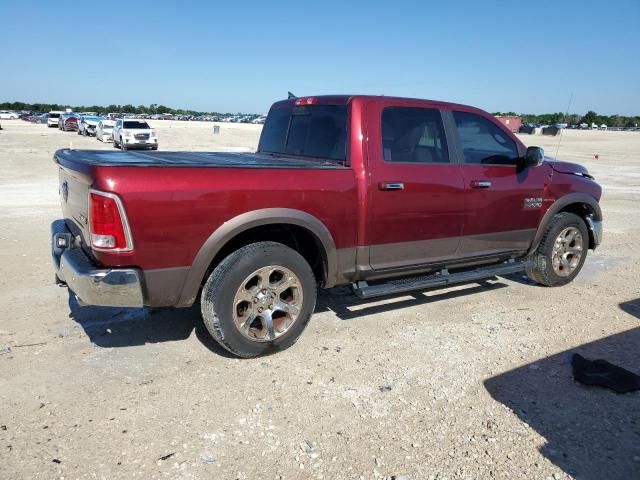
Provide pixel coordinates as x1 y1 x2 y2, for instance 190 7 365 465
524 197 543 209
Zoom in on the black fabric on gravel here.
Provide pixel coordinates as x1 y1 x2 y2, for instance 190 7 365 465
572 353 640 394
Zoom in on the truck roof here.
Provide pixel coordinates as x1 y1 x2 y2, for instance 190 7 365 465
271 94 486 113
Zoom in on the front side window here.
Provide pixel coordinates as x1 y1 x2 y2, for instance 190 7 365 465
453 111 519 165
382 107 449 163
259 105 347 162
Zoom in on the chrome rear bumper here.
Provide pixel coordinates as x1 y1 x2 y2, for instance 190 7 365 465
51 220 143 307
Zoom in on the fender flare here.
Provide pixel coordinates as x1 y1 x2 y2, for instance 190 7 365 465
528 193 602 255
176 208 338 307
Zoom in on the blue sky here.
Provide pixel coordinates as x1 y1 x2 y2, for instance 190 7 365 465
2 1 639 114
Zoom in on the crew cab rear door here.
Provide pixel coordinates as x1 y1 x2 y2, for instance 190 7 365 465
444 109 548 257
365 100 465 271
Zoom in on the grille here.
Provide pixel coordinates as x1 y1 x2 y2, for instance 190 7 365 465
134 133 150 140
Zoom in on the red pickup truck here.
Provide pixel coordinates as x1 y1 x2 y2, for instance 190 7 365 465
52 95 602 357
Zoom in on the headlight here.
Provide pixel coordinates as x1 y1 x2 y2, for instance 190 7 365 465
123 131 132 138
150 131 157 137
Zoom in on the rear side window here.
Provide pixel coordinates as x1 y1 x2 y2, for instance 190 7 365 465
453 112 519 165
259 105 347 162
382 107 449 163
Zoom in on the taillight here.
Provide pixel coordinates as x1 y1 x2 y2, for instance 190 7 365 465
294 97 318 106
89 190 132 251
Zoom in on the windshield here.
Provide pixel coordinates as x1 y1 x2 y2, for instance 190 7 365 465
103 125 113 130
84 116 103 122
124 121 150 129
259 104 347 162
49 113 60 118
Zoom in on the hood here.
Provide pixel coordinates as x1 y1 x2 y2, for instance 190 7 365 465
546 157 593 178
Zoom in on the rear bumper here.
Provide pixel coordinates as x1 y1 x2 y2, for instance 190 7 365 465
51 220 144 307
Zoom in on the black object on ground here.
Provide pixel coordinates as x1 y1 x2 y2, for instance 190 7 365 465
571 353 640 393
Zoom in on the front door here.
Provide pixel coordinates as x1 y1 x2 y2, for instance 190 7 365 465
366 101 465 271
446 110 549 257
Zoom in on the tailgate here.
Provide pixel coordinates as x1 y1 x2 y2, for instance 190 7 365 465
58 166 92 254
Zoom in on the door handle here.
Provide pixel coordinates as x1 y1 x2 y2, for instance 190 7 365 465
470 180 492 188
379 182 405 191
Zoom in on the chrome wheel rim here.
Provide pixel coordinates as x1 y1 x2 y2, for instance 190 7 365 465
232 265 303 342
551 226 583 277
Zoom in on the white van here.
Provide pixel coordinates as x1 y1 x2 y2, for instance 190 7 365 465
48 111 64 128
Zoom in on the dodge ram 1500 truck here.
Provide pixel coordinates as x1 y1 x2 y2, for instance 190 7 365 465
52 95 602 357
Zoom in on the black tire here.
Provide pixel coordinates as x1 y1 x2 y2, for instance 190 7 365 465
526 212 589 286
201 241 317 358
113 137 119 148
151 145 158 150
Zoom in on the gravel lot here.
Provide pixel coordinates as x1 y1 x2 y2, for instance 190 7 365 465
0 121 638 480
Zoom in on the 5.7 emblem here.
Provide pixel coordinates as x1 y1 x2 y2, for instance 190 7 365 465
524 197 543 209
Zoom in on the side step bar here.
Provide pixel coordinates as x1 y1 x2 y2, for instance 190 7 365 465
352 260 532 300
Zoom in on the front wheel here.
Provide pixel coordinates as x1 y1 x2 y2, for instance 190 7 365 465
201 241 317 358
526 212 589 286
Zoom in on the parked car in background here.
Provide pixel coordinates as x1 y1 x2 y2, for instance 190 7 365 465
112 118 158 150
51 94 603 358
33 113 49 124
48 111 64 128
58 113 75 130
95 120 115 142
61 114 79 132
77 115 104 136
0 110 20 120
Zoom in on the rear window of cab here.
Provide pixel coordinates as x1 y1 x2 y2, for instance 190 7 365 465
259 105 347 162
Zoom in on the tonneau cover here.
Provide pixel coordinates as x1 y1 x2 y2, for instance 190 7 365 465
54 149 346 170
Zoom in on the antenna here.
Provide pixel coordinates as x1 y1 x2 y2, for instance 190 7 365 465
554 93 573 159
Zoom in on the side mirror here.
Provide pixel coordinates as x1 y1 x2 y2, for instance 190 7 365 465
523 146 545 167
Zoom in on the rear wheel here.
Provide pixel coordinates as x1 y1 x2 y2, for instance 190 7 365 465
526 212 589 286
201 242 317 358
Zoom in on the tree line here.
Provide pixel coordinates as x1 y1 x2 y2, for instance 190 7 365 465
0 101 251 116
1 101 638 127
493 110 640 128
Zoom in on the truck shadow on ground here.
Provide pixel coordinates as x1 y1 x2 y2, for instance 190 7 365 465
484 310 640 480
66 292 234 357
317 279 508 320
66 279 508 353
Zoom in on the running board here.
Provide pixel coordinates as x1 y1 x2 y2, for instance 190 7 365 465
352 260 532 300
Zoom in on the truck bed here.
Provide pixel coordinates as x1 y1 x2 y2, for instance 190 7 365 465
54 149 347 170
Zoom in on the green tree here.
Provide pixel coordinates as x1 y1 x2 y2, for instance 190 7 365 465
581 111 598 125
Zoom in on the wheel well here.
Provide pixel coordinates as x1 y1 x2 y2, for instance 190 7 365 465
205 224 327 286
558 203 596 248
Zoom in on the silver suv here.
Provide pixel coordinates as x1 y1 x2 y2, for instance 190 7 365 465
112 119 158 151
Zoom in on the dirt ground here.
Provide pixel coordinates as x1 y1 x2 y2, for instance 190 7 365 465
0 121 638 480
